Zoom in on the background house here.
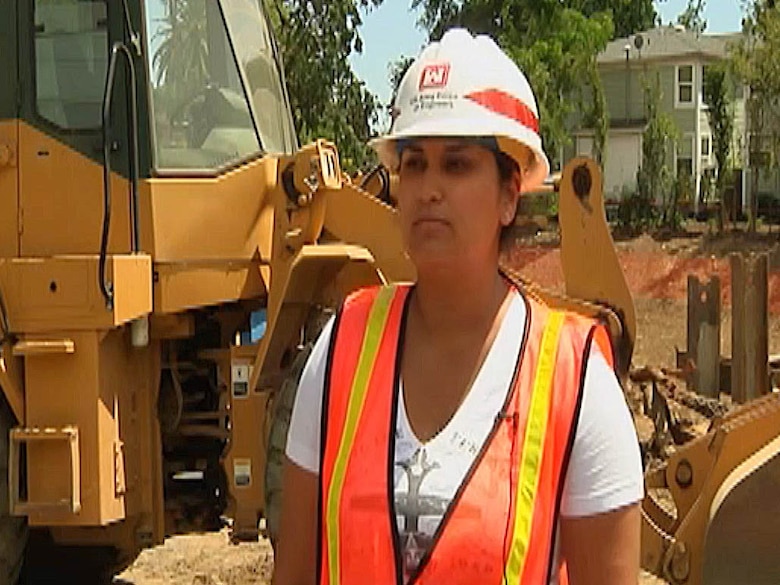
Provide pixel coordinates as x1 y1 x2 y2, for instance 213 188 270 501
565 25 751 213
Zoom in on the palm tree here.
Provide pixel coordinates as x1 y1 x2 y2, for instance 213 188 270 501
151 0 209 121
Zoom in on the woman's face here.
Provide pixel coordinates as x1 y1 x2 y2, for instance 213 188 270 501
396 138 519 273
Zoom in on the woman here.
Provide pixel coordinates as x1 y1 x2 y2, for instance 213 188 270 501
273 28 643 585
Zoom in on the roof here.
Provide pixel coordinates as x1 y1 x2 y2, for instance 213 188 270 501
598 26 743 66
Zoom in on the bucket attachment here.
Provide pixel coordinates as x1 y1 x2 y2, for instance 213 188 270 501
702 438 780 584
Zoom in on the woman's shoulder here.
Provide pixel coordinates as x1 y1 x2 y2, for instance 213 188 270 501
561 346 644 517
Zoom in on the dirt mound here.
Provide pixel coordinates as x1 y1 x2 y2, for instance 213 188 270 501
507 245 780 314
116 530 273 585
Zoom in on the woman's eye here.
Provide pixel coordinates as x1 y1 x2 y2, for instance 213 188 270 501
401 157 425 172
444 156 472 173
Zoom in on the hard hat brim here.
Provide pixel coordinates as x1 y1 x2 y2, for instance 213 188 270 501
370 117 550 194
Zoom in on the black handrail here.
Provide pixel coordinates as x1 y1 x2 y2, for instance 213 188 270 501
100 41 140 310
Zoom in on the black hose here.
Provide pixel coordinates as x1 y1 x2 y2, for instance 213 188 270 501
100 45 119 309
125 49 140 253
360 164 392 204
100 42 141 310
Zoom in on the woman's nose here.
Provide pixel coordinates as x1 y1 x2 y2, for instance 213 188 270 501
421 188 443 203
418 170 444 203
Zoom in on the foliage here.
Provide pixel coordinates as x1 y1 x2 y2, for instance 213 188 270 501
675 167 695 214
730 0 780 231
585 63 609 167
151 0 209 122
636 71 679 230
730 0 780 130
267 0 384 171
702 62 734 229
570 0 659 38
410 1 619 169
387 55 416 117
616 189 657 234
677 0 707 34
413 0 658 41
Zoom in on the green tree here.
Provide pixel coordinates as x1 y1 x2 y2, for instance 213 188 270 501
266 0 384 171
152 0 209 121
703 62 734 229
677 0 708 34
636 71 679 230
584 63 609 166
571 0 659 38
413 0 658 40
730 0 780 231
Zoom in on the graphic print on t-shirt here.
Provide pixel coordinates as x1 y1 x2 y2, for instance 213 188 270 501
395 446 447 579
393 411 494 583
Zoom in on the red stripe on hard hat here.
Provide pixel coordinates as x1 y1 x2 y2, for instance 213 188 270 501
465 89 539 133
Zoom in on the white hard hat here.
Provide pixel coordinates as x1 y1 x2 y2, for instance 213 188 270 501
371 28 550 194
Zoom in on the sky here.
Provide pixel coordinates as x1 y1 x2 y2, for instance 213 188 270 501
349 0 747 110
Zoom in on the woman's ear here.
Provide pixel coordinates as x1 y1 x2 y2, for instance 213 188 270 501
501 172 522 227
513 170 523 196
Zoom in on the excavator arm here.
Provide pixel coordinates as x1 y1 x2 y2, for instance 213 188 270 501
500 157 636 379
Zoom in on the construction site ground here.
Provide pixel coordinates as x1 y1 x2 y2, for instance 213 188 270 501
116 222 780 585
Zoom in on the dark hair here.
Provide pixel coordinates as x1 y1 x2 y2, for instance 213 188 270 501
496 151 521 251
496 151 520 184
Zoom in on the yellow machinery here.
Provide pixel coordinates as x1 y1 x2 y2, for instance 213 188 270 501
0 1 778 583
0 0 412 581
536 162 780 585
639 382 780 584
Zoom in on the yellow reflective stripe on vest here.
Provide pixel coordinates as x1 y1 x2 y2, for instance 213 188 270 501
505 310 566 583
326 286 396 585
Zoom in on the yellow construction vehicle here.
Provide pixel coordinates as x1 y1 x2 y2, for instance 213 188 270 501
0 0 412 581
0 1 777 583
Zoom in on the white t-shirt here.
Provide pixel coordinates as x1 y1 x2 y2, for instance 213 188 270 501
286 289 643 582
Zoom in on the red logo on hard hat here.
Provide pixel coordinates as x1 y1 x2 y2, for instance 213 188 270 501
419 63 450 90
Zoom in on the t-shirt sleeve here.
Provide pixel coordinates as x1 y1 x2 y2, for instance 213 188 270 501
284 316 335 474
560 345 644 518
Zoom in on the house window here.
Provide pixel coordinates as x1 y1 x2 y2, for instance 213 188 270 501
701 135 711 158
676 134 695 179
678 157 694 178
677 64 694 107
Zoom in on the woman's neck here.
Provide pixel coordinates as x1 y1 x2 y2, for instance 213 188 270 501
410 263 510 340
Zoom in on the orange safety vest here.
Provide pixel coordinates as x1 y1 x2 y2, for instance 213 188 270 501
318 284 614 585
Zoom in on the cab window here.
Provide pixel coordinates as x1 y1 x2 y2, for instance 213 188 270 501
221 0 297 155
143 0 260 171
34 0 108 130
